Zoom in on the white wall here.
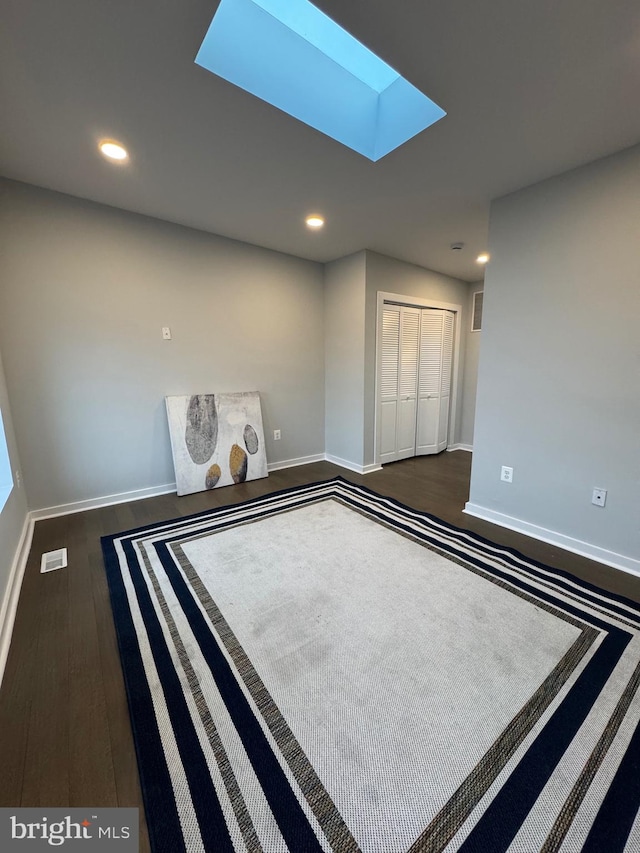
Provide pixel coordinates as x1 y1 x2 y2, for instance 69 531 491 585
460 282 483 448
0 179 325 510
324 252 367 466
363 251 471 466
468 144 640 568
0 345 28 619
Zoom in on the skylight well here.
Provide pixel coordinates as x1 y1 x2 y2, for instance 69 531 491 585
195 0 446 161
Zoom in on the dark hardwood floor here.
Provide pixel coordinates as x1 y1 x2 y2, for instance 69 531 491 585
1 451 638 851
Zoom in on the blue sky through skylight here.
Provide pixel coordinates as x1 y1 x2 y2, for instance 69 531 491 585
252 0 400 93
195 0 446 161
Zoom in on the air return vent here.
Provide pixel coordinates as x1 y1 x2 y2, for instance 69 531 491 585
471 291 483 332
40 548 68 574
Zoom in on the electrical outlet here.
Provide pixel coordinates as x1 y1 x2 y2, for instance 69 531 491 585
273 429 281 440
592 488 607 507
500 466 513 483
15 470 21 488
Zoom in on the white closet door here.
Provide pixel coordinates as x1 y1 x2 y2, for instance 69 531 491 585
378 304 454 463
379 307 401 464
416 309 444 455
396 308 420 459
378 306 420 463
437 312 454 452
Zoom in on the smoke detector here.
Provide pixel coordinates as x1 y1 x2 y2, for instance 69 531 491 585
450 242 464 251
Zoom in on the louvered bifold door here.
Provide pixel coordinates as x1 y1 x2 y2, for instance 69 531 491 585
396 307 420 459
437 312 454 451
416 309 444 455
379 305 452 463
379 307 401 464
396 307 421 459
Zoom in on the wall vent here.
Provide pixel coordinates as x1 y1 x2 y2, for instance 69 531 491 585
471 291 483 332
41 548 68 574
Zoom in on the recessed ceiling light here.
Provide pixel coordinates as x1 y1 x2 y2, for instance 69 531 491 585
476 253 490 264
305 215 324 229
99 140 129 162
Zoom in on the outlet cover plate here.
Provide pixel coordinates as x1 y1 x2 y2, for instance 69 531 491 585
592 488 607 507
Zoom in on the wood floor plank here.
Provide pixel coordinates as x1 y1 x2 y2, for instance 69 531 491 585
0 521 58 805
0 527 41 806
20 516 71 807
67 511 118 808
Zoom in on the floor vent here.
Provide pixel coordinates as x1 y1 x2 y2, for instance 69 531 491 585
40 548 68 574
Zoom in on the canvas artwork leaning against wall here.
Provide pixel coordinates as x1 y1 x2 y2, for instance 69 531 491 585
165 392 268 496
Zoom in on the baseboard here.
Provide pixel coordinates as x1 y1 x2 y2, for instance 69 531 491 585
361 462 384 474
32 457 340 516
267 454 325 472
463 502 640 577
0 513 34 689
447 444 473 452
28 452 374 518
31 483 177 521
29 451 388 518
324 454 382 475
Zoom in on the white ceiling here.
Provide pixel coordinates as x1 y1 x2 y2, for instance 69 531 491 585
1 0 639 281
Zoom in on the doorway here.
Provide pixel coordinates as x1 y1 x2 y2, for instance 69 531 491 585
375 292 462 466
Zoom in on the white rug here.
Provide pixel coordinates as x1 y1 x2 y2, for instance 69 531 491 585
102 478 640 853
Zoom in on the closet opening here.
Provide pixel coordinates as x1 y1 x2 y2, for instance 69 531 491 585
374 292 462 466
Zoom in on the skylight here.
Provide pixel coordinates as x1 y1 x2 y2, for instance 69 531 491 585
195 0 446 161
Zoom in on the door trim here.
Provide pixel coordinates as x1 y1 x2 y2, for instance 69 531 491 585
374 291 463 467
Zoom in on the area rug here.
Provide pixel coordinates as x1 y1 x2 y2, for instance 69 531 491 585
101 477 640 853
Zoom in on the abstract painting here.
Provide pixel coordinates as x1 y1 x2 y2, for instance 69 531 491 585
165 392 268 496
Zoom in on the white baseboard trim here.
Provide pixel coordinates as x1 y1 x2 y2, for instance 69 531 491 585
324 454 382 475
464 502 640 577
29 452 388 520
28 453 359 519
447 444 473 452
30 456 335 519
361 462 384 475
31 483 177 521
267 454 325 472
0 513 34 689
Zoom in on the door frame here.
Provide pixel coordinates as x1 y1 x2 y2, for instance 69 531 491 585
374 291 463 466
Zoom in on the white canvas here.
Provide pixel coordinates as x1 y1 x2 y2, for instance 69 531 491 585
165 391 268 496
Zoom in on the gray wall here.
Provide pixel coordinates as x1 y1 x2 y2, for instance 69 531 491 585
363 251 471 466
0 180 325 510
0 346 28 607
460 282 483 448
324 252 367 465
324 249 473 469
469 144 640 563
